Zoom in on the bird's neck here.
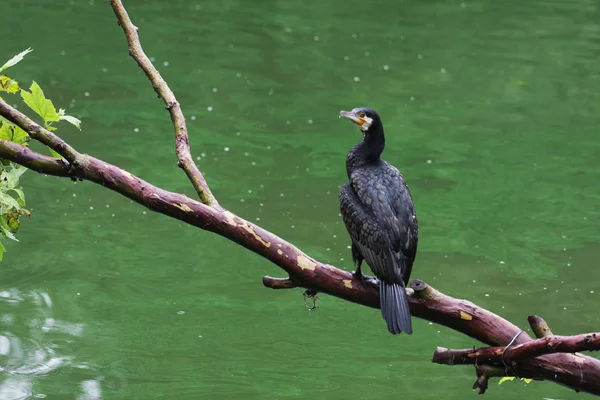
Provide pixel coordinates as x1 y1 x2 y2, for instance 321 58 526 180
346 126 385 176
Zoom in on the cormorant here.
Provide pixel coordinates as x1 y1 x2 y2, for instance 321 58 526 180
338 107 418 335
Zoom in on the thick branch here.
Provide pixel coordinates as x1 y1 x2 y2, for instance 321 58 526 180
109 0 217 208
433 332 600 365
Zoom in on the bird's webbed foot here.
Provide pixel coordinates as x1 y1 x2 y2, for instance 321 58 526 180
352 267 376 288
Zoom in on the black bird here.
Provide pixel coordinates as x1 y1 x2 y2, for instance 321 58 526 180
338 107 418 335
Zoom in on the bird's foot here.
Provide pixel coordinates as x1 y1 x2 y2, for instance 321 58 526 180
352 270 376 288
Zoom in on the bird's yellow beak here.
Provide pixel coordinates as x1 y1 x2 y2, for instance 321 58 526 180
339 110 366 127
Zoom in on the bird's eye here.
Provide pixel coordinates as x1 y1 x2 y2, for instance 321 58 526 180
358 112 365 118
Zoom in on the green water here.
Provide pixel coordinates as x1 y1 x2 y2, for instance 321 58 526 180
2 0 600 398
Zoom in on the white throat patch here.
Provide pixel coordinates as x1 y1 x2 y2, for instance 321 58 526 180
360 116 373 132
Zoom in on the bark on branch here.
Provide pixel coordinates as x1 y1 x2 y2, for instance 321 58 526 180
0 0 598 396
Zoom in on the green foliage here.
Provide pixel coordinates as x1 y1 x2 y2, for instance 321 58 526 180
0 48 83 261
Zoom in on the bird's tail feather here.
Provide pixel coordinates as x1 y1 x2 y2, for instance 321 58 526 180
379 281 412 335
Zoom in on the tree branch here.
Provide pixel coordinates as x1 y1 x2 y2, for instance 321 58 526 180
432 332 600 365
0 139 69 176
2 1 599 396
109 0 218 208
0 101 80 164
528 315 554 338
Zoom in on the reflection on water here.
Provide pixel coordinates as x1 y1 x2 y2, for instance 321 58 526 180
0 289 101 400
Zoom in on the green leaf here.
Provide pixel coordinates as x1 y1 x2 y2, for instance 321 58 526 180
521 378 532 384
498 377 516 385
0 48 33 72
4 165 26 189
47 146 62 159
21 81 60 123
10 188 25 206
0 192 20 211
58 110 82 130
0 123 29 145
0 241 5 261
0 75 20 93
0 223 18 241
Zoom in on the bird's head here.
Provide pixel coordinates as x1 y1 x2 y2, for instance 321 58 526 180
339 107 382 134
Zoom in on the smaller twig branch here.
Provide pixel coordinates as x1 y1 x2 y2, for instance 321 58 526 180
109 0 218 208
528 315 553 338
433 333 600 366
0 101 80 163
263 276 298 289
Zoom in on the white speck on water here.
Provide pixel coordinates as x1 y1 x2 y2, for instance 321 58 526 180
150 56 156 62
77 292 80 296
306 168 310 172
72 193 76 197
308 119 313 124
410 96 415 101
461 2 466 8
240 199 245 203
60 50 66 56
134 128 139 132
251 161 256 166
177 311 185 315
567 263 571 267
417 54 423 59
484 293 489 297
472 280 476 283
344 56 349 61
256 217 260 221
352 33 357 38
207 106 213 111
280 193 284 197
89 206 94 210
213 88 218 92
224 147 230 152
84 92 90 97
499 260 505 264
314 35 319 41
143 211 147 215
236 132 241 136
244 152 249 156
383 65 389 70
267 146 272 150
102 67 108 73
291 225 295 229
248 189 252 193
591 290 595 294
111 213 115 217
347 245 351 249
441 68 446 73
561 235 567 239
236 72 242 77
543 287 547 290
333 235 337 238
340 258 344 261
426 159 432 164
201 152 206 157
326 248 331 251
353 76 360 82
259 203 264 207
196 156 201 161
365 51 370 56
163 61 169 66
106 204 110 208
191 116 197 120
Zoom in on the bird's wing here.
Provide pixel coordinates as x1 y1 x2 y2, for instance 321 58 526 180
339 183 402 284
